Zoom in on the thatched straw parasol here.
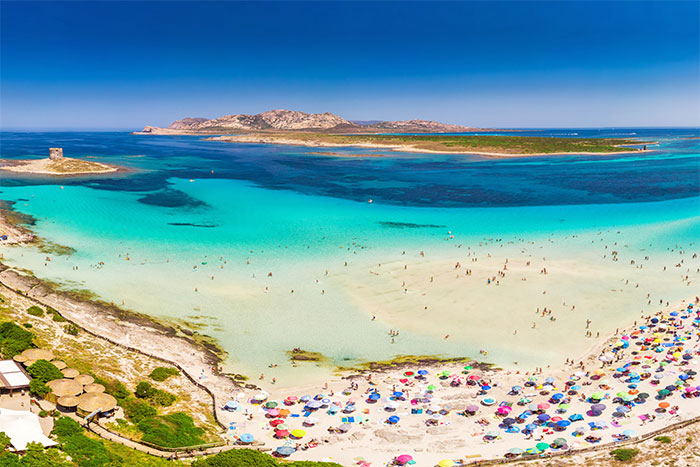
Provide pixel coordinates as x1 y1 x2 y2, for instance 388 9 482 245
21 349 54 361
47 379 83 397
77 392 117 413
51 360 67 370
62 368 80 379
83 383 105 394
12 354 28 363
57 395 79 408
75 374 95 386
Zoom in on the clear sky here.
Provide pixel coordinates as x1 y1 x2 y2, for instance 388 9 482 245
1 0 699 129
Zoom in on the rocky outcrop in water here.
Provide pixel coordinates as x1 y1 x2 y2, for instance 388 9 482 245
139 109 478 134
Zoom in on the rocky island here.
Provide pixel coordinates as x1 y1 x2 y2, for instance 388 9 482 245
0 148 121 176
136 109 651 157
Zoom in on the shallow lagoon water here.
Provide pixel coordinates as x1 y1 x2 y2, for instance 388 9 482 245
1 129 698 385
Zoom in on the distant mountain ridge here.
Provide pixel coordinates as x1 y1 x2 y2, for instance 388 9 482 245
141 109 477 134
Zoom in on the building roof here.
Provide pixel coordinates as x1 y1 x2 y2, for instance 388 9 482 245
0 360 31 390
0 408 57 451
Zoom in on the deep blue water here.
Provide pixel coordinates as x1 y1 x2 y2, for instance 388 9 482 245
1 128 698 208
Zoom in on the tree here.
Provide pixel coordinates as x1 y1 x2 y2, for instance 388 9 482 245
0 322 34 358
26 360 62 384
0 432 10 451
28 380 49 398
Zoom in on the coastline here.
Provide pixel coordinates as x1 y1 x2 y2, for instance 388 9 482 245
0 157 124 176
202 134 653 158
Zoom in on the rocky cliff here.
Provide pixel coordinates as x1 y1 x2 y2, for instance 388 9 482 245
140 109 478 134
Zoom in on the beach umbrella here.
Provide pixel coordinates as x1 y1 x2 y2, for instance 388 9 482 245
253 392 268 401
502 417 516 426
658 389 671 396
267 408 280 417
265 401 278 408
278 408 290 417
274 429 290 438
638 392 650 399
291 429 306 439
658 401 670 409
545 377 555 384
525 423 537 431
275 446 295 457
558 403 570 410
396 455 412 464
568 414 584 422
303 417 318 426
438 461 455 467
538 402 550 410
393 391 404 398
557 420 571 428
528 404 539 412
591 392 605 400
275 423 289 431
509 448 524 455
368 393 381 401
300 395 311 402
385 401 399 410
387 415 400 424
537 414 550 422
306 400 323 409
553 438 567 446
535 442 549 451
497 406 512 415
239 433 254 444
270 419 284 427
337 424 351 433
465 404 479 413
519 397 532 404
616 406 630 413
482 397 496 406
512 385 523 393
623 429 636 437
486 430 500 438
417 369 429 375
551 393 564 400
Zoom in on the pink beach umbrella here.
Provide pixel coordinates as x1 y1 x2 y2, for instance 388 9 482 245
469 375 481 380
497 406 512 415
396 454 413 464
537 402 551 410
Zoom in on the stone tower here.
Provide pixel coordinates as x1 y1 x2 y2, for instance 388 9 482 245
49 148 63 160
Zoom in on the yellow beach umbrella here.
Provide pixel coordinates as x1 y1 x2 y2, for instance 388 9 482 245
438 460 455 467
291 429 305 438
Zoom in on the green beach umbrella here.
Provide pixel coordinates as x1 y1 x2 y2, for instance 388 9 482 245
464 366 472 371
658 389 671 396
265 401 278 408
616 391 627 398
427 385 436 391
558 403 570 410
553 438 567 446
591 392 605 399
535 442 549 451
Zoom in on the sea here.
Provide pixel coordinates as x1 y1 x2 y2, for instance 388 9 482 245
1 128 698 385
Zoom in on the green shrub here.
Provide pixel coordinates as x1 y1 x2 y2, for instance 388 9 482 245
23 323 33 329
135 382 176 407
191 449 344 467
26 306 44 317
122 399 157 423
0 432 10 450
52 417 121 467
148 367 179 382
29 379 50 398
51 312 66 323
63 324 80 336
610 448 639 461
38 410 49 418
654 435 672 444
137 412 204 448
0 321 34 358
27 360 63 383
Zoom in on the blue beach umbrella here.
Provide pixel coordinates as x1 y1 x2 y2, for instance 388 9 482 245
387 415 400 424
557 420 571 428
368 393 381 401
568 414 584 422
417 370 428 375
240 433 254 443
537 414 550 422
276 446 296 457
525 423 537 431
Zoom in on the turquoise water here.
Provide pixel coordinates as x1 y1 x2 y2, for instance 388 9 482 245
0 130 698 384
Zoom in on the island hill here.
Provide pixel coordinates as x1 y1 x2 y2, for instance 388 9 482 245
136 109 650 157
0 148 121 176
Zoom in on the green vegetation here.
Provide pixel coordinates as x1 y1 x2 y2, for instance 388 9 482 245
0 433 10 451
0 442 72 467
63 324 80 336
135 381 176 407
90 375 130 401
337 354 477 372
654 435 672 444
122 399 157 423
610 448 640 461
191 449 344 467
219 132 646 156
26 306 44 317
148 366 179 382
27 359 63 383
0 321 34 358
137 413 204 448
53 417 122 467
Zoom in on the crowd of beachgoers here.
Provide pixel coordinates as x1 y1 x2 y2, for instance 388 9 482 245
216 298 700 465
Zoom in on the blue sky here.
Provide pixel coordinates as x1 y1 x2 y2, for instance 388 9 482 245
1 1 699 129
